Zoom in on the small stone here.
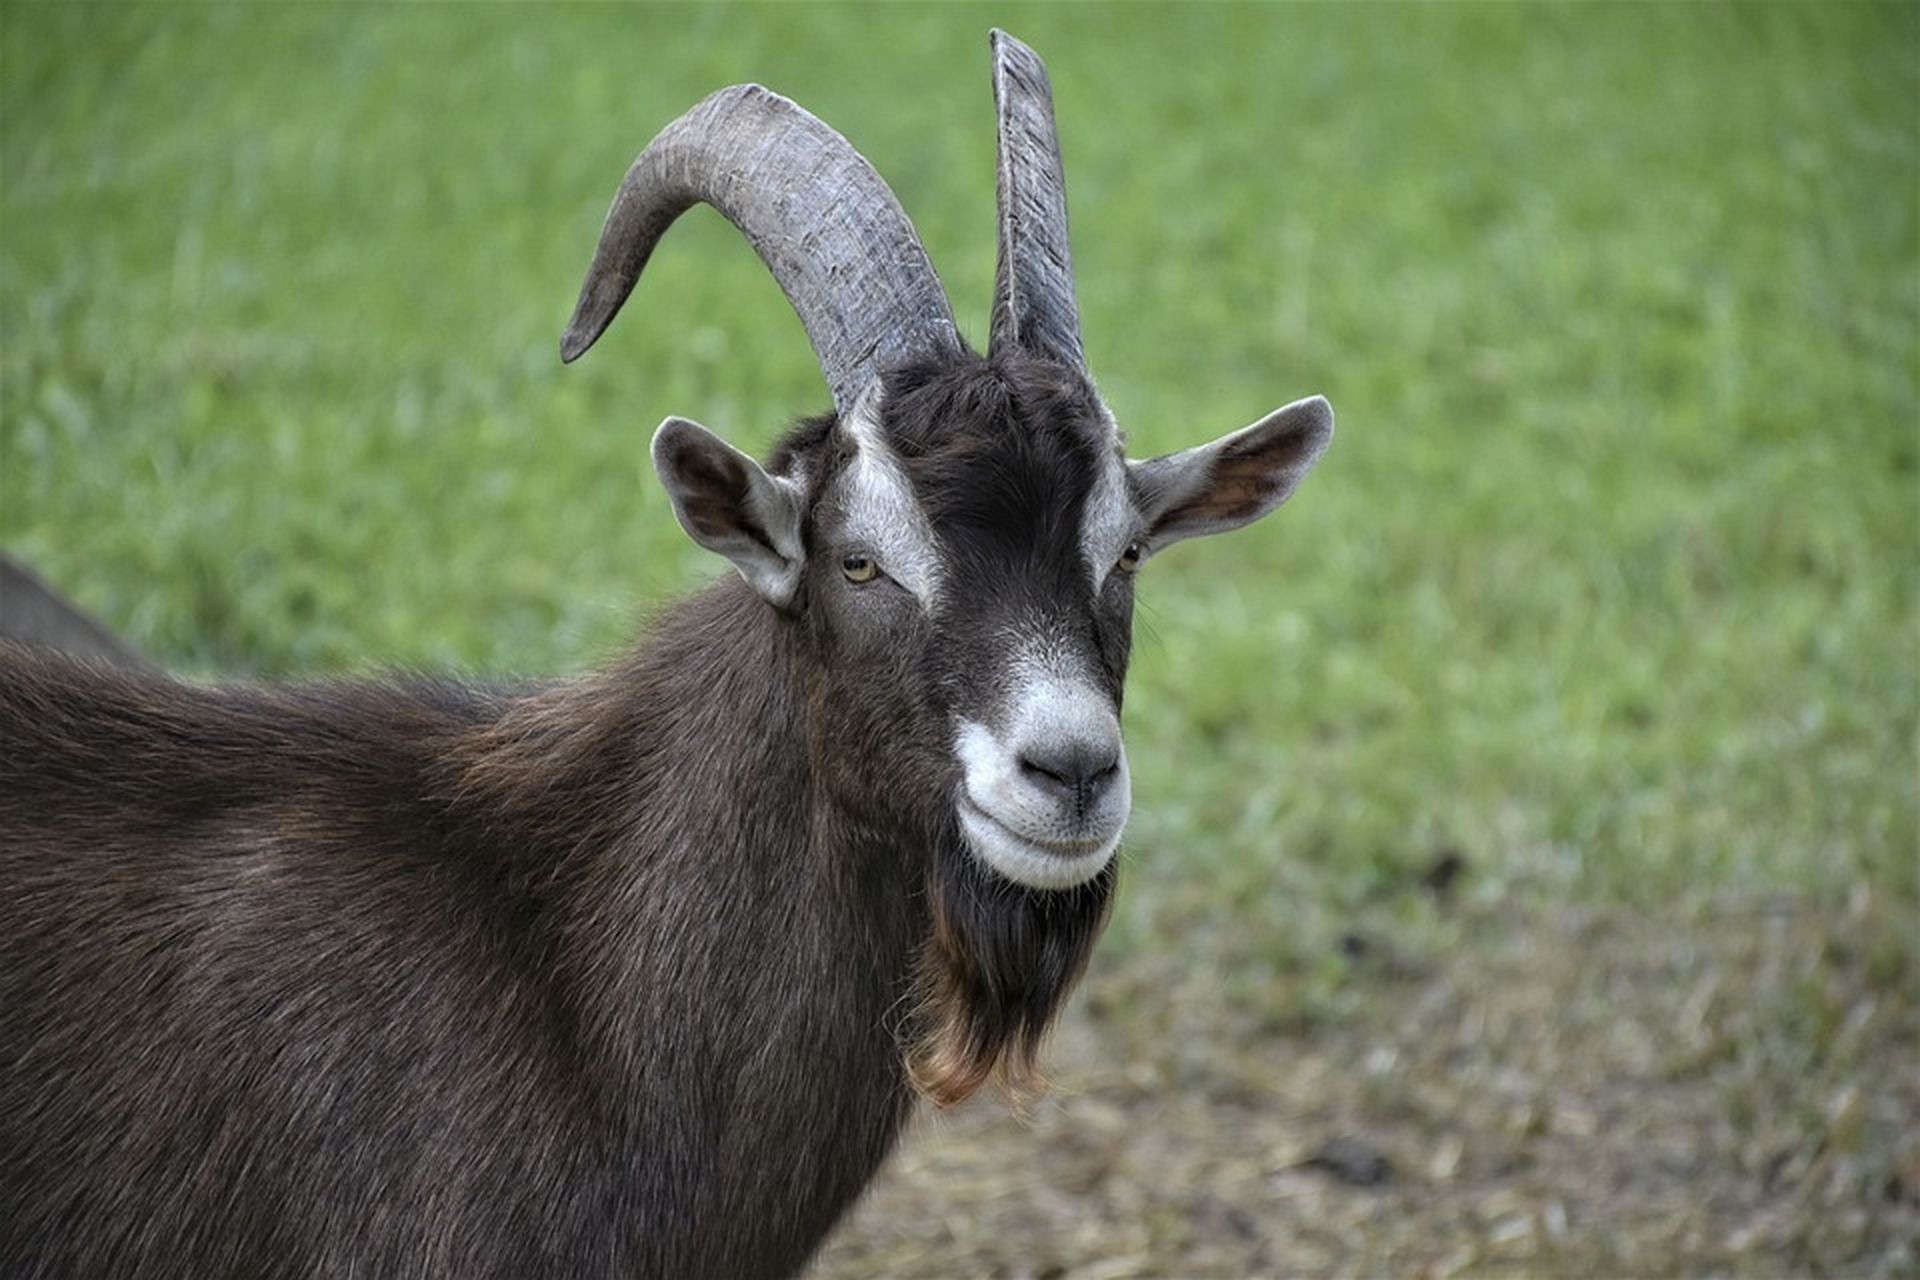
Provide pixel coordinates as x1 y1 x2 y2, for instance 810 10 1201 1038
1304 1136 1394 1187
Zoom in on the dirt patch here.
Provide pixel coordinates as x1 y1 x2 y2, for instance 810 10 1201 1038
812 887 1918 1277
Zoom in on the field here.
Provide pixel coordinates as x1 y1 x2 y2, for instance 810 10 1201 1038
3 3 1915 1275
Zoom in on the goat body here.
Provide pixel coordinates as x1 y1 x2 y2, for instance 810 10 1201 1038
3 582 916 1278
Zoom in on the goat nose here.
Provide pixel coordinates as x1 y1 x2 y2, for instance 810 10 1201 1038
1018 738 1122 814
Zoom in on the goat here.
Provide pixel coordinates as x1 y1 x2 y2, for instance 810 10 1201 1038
0 553 151 671
0 31 1332 1280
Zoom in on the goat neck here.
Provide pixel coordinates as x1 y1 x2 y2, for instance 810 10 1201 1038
449 581 924 1276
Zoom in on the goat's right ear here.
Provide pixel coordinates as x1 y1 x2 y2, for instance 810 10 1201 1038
651 416 807 609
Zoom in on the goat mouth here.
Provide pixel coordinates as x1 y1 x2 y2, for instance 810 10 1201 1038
954 795 1121 892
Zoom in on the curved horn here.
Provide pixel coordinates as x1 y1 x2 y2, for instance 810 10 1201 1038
988 30 1085 369
561 84 962 418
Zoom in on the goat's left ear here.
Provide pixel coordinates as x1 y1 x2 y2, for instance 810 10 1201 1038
652 416 808 609
1130 395 1333 549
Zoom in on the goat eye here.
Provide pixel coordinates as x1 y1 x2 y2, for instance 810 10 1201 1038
1116 541 1146 574
840 554 880 584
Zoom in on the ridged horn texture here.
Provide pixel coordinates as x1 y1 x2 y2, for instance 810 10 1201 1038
560 83 961 417
988 29 1085 370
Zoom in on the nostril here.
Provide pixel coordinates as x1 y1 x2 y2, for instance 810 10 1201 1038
1018 740 1121 808
1017 754 1061 787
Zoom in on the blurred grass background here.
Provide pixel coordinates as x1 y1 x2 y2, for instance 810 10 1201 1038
5 0 1908 912
2 3 1915 1268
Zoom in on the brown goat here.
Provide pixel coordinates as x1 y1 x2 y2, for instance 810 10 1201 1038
0 32 1331 1280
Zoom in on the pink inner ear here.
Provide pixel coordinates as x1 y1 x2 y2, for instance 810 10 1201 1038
1143 398 1331 543
1172 458 1284 526
1166 426 1315 528
681 492 740 542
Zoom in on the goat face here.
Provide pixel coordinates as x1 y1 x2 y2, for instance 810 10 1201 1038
855 356 1135 893
650 349 1330 896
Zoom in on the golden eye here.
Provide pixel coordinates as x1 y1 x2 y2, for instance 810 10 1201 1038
1116 541 1146 574
841 553 880 584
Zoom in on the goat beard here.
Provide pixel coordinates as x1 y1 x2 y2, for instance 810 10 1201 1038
905 816 1116 1108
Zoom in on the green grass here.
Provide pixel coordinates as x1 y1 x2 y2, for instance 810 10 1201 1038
3 1 1914 922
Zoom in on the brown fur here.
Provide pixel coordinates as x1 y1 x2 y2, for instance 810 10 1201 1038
1 587 908 1278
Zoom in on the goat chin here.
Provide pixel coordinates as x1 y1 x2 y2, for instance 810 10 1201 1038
955 794 1123 892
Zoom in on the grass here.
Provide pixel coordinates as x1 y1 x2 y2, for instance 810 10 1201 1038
4 3 1916 1273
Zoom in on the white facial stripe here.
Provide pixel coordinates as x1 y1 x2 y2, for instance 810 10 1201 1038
840 393 945 609
1079 446 1137 591
953 645 1130 891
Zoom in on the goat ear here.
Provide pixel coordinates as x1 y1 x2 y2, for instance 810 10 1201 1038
651 416 807 608
1130 395 1333 549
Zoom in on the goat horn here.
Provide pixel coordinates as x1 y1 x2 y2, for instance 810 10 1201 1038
988 30 1084 370
561 84 962 418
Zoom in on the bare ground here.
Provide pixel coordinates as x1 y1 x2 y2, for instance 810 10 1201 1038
811 879 1918 1278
